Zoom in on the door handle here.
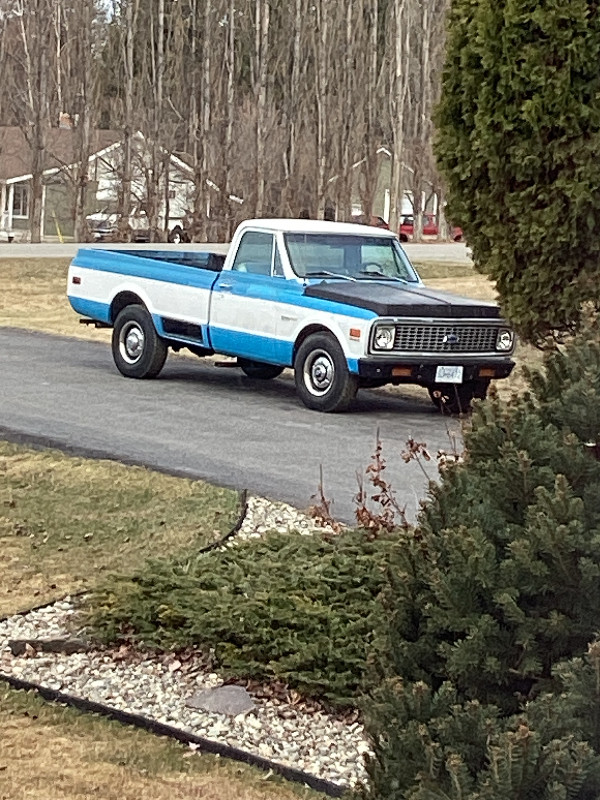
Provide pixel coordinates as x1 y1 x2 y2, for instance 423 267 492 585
219 282 233 291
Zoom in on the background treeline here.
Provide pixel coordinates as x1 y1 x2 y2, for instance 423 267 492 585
0 0 449 241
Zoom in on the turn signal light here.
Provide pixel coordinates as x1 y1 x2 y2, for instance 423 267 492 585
392 366 412 377
479 367 496 378
349 328 361 339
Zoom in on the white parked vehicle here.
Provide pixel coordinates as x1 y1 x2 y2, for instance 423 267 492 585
86 207 189 243
67 218 515 413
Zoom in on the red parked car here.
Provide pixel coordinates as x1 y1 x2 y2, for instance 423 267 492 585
398 213 463 242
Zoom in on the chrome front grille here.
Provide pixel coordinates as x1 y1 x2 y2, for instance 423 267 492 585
392 324 499 353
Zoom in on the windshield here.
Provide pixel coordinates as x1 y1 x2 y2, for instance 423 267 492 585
283 233 420 282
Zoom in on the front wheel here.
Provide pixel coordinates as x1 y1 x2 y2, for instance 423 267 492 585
238 359 284 380
112 305 167 378
294 333 358 412
427 379 489 415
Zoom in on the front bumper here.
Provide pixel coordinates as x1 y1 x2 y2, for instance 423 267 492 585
357 356 515 385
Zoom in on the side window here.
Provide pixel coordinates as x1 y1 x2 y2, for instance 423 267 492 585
231 231 274 276
273 244 284 276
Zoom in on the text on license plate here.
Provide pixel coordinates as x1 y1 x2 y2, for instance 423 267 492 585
435 365 464 383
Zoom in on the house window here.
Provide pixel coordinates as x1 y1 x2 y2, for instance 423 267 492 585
12 185 29 218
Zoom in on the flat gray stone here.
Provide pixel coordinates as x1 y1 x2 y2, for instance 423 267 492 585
185 685 255 716
8 638 89 657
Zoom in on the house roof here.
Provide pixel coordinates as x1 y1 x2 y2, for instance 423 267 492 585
0 127 122 182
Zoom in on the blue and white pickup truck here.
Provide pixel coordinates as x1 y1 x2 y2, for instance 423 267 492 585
67 218 515 413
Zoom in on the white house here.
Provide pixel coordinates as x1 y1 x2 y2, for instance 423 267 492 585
0 126 196 242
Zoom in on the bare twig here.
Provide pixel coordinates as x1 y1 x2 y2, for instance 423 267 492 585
400 437 432 481
354 428 408 536
308 465 343 534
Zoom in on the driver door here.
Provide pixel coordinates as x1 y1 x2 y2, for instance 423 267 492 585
209 230 287 363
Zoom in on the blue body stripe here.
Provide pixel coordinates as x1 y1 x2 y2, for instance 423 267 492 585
211 271 377 319
68 295 112 323
73 248 378 320
209 327 295 365
72 248 221 290
70 250 376 371
68 295 360 372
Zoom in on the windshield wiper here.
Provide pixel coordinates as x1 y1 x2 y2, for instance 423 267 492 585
356 270 408 283
304 270 356 282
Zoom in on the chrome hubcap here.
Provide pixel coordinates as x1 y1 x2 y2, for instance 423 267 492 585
304 350 334 396
120 322 145 364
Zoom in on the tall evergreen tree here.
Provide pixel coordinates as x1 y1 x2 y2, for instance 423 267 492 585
436 0 600 344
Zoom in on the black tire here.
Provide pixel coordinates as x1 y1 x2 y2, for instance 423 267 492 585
112 305 168 379
168 226 184 244
238 359 284 380
427 379 489 415
294 332 358 412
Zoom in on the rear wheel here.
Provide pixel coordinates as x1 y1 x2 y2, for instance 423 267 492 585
112 305 167 378
427 379 489 415
294 333 358 412
239 359 284 380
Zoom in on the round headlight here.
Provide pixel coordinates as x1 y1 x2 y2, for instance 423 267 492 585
374 326 395 350
496 329 514 351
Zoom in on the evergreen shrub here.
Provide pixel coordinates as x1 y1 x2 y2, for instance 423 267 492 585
360 331 600 799
85 529 396 707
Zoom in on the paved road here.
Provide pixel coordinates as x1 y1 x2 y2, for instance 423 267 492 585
0 240 472 265
0 328 461 524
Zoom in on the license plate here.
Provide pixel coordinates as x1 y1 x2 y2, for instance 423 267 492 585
435 365 464 383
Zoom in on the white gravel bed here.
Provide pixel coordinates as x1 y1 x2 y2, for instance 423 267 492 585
0 496 370 789
235 494 344 541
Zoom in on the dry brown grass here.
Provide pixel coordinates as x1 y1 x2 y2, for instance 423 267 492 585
0 441 239 617
0 687 318 800
0 258 110 342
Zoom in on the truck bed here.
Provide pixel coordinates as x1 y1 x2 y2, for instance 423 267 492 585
106 249 226 271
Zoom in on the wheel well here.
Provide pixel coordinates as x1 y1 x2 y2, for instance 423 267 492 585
293 324 335 362
110 292 146 323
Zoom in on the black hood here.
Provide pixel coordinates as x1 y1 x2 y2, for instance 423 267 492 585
303 280 501 319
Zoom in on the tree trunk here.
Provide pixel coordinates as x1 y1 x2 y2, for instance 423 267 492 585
314 0 329 218
223 0 236 239
359 0 380 222
73 0 94 243
254 0 269 218
118 0 137 239
388 0 410 234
